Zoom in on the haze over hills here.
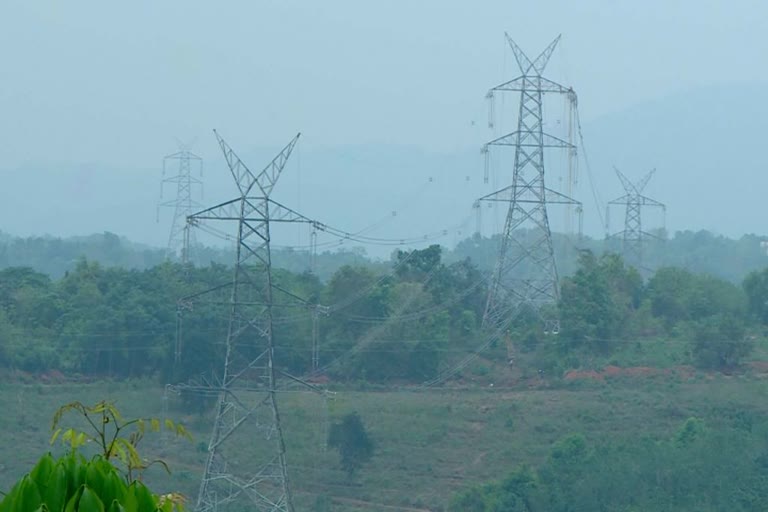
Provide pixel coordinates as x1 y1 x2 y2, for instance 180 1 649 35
1 83 767 257
579 82 768 237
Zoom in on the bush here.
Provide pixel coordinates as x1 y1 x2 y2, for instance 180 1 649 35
0 453 184 512
328 412 374 478
0 400 191 512
691 314 752 370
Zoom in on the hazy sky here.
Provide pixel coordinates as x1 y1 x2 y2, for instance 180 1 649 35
4 0 766 162
1 1 767 248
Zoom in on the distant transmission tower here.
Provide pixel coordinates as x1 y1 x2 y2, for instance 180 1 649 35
158 145 203 261
172 131 321 512
479 33 581 334
607 167 665 270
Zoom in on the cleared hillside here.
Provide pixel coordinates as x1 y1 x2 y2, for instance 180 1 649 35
3 366 768 511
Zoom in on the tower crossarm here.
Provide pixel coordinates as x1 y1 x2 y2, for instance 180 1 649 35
607 194 633 206
164 149 203 161
640 229 665 241
477 185 581 205
638 195 665 208
483 130 575 150
267 199 324 227
488 75 573 96
187 198 320 226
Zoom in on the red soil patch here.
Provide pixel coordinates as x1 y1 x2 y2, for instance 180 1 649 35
748 361 768 373
565 364 696 382
564 369 605 382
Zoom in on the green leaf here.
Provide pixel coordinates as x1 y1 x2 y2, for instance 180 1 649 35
30 453 55 488
85 460 106 498
63 489 80 512
111 442 128 466
107 499 126 512
42 464 68 512
63 454 80 498
127 483 154 512
1 477 26 512
120 488 138 512
78 487 105 512
18 476 43 512
100 467 127 508
75 460 88 495
50 428 63 446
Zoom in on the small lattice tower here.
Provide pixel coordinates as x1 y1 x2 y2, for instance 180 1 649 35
158 145 203 261
607 167 665 270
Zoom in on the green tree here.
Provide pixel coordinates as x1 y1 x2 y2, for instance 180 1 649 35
647 267 747 330
691 314 752 370
328 412 374 478
448 466 536 512
559 251 641 352
394 244 442 281
743 267 768 323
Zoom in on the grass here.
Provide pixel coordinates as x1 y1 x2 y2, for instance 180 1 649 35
2 369 768 511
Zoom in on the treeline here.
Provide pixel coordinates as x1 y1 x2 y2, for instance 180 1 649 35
3 228 768 284
0 231 378 281
0 246 486 382
538 250 767 374
1 245 768 382
450 416 768 511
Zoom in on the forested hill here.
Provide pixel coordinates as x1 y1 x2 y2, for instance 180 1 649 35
3 242 768 382
1 228 766 283
0 231 379 280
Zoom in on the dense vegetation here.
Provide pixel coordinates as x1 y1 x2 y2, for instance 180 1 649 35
1 241 767 386
450 417 768 512
4 231 768 510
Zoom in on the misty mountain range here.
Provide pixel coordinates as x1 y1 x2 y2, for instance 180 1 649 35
1 83 766 256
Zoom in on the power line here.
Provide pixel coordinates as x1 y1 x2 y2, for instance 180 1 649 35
574 105 606 232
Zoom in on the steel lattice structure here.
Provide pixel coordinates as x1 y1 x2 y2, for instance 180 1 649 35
607 167 665 270
158 146 203 261
172 130 322 512
479 34 580 334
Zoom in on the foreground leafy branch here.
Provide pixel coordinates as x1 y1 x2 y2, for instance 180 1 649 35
50 401 192 483
0 401 192 512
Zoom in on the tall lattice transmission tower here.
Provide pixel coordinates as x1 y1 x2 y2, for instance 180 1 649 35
479 33 581 334
172 131 321 512
607 167 665 270
158 145 203 261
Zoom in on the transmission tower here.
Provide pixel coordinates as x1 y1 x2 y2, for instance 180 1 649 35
172 130 321 512
607 167 665 270
479 33 581 334
158 145 203 261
